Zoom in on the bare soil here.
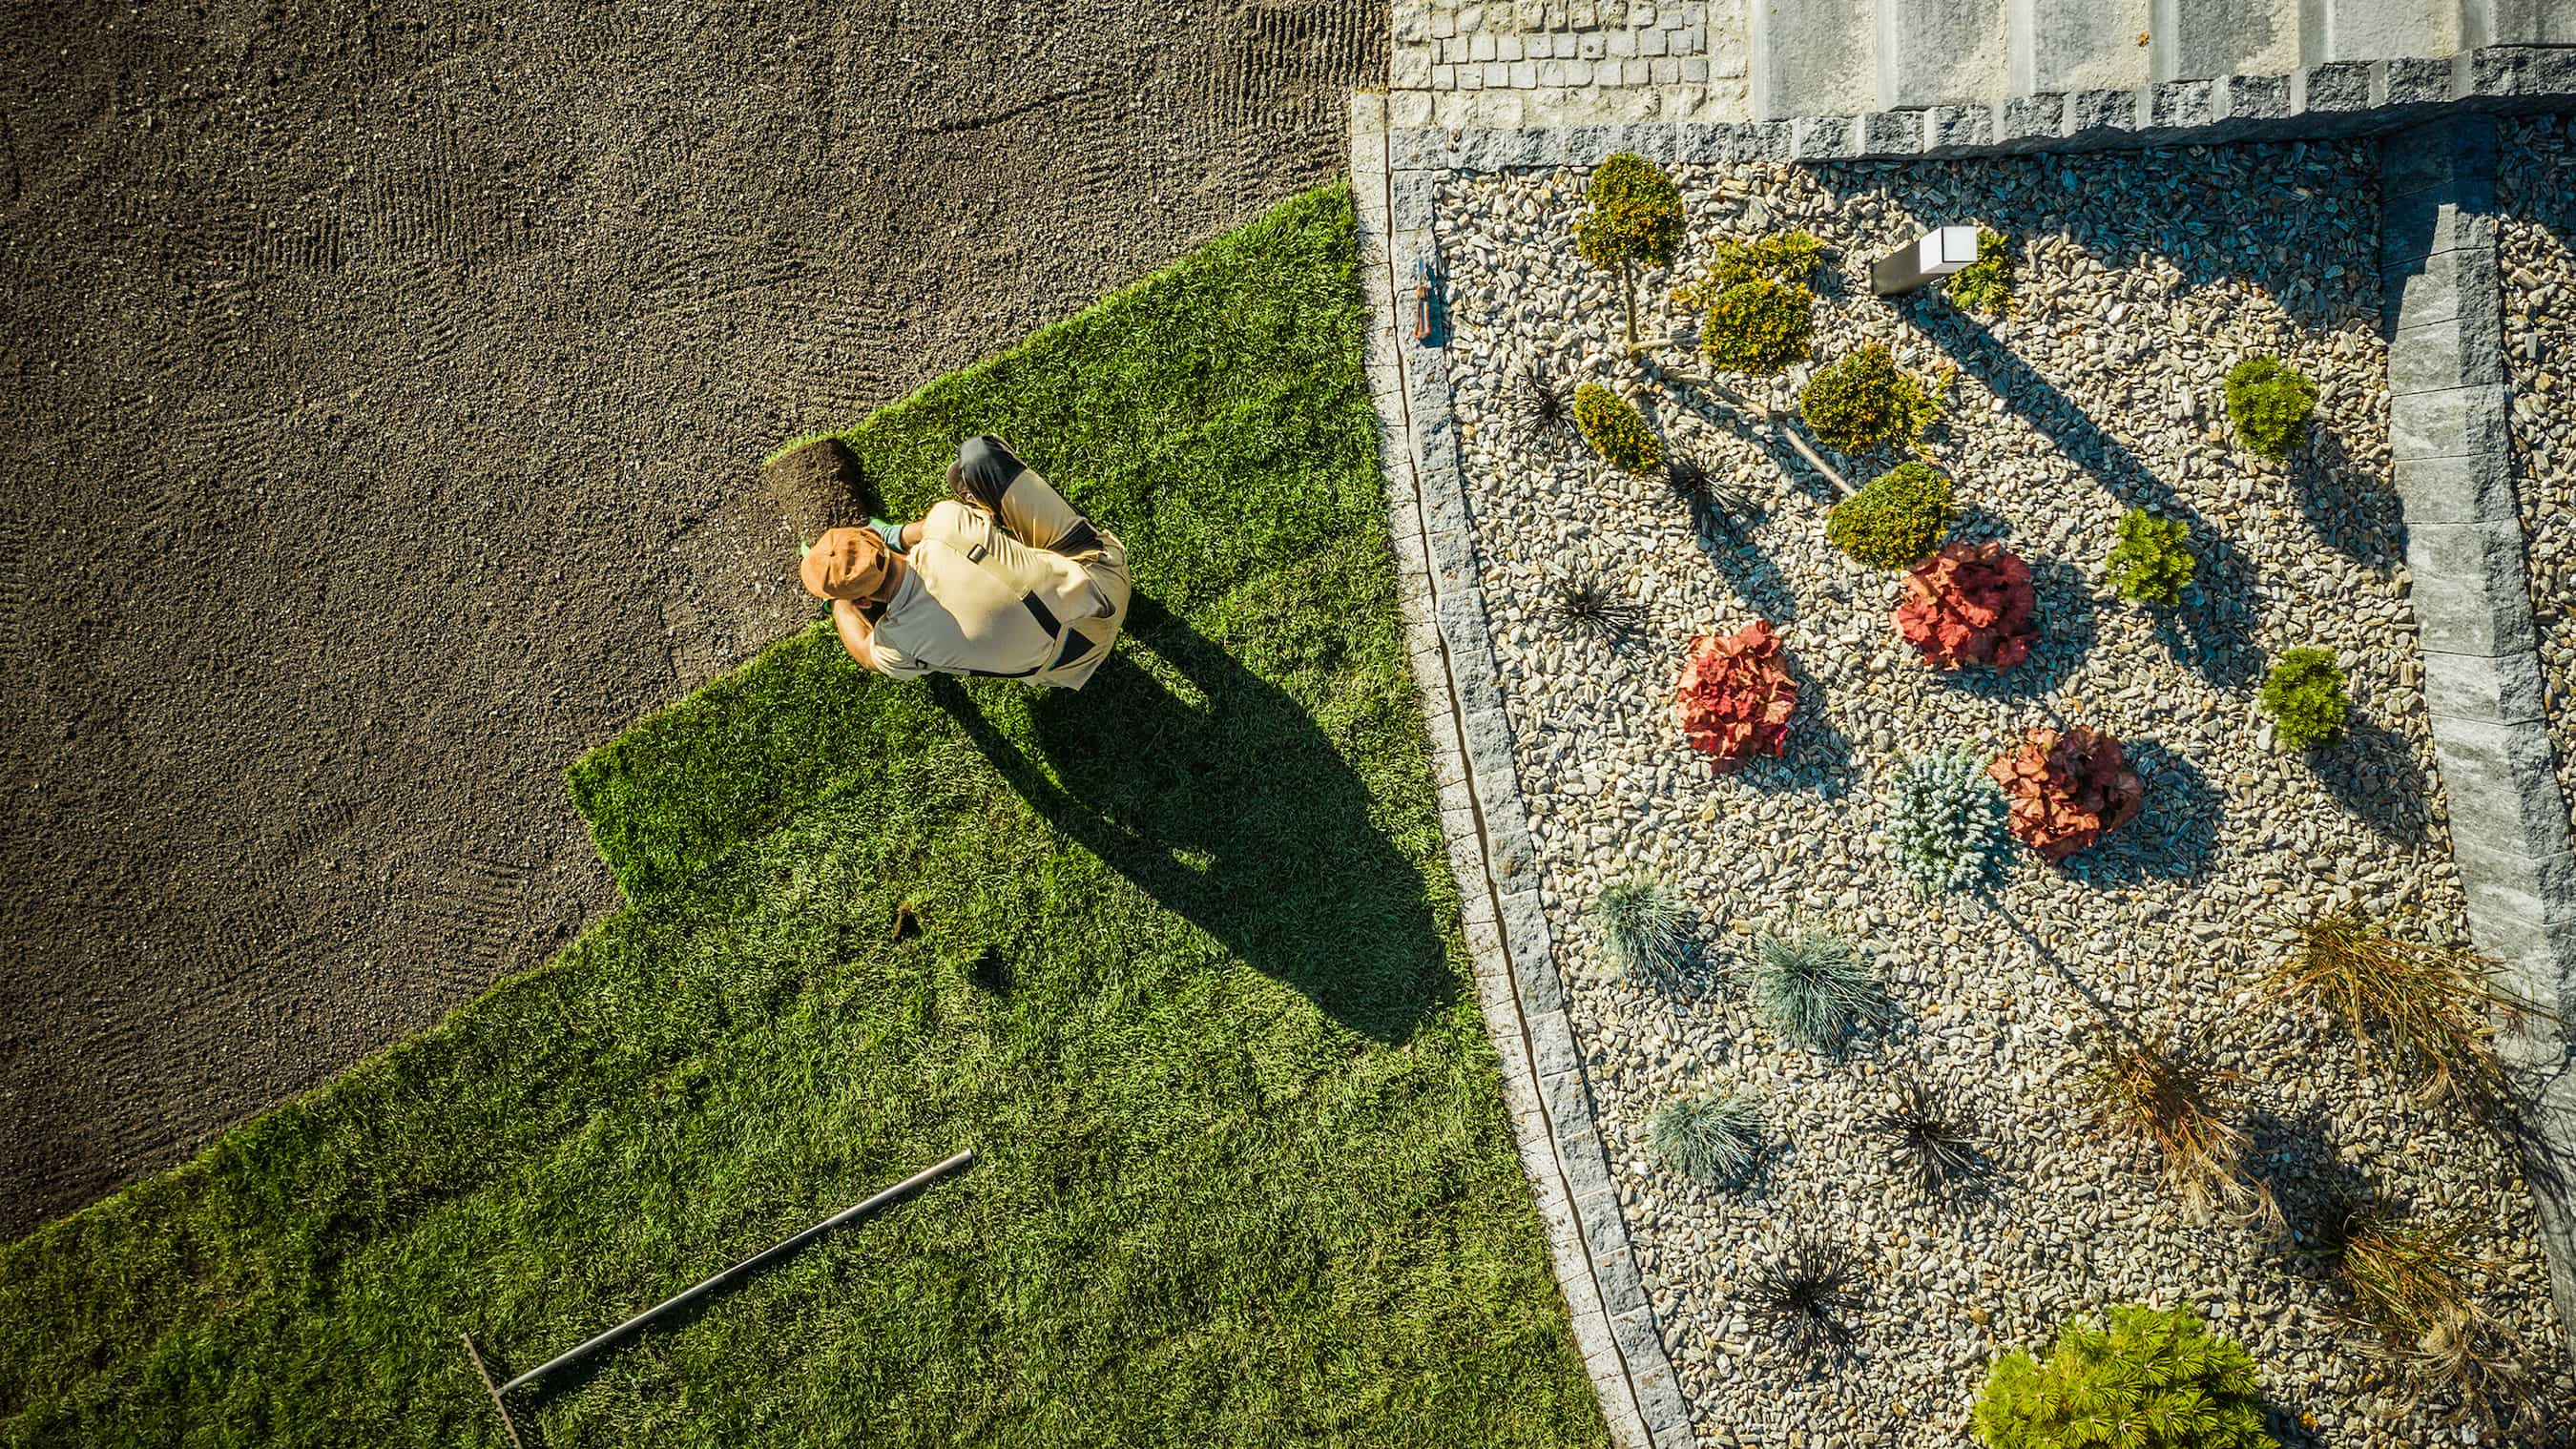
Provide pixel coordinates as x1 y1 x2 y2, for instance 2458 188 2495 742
0 0 1381 1238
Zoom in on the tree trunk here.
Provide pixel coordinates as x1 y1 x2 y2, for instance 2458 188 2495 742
1620 258 1638 351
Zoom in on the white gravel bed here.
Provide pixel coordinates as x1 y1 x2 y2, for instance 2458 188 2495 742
1428 141 2573 1445
2502 115 2576 840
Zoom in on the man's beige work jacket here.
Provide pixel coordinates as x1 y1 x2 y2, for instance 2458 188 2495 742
847 495 1129 689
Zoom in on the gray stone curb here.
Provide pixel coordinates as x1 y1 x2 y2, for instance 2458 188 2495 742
1382 46 2576 173
1351 94 1695 1449
2381 114 2576 1364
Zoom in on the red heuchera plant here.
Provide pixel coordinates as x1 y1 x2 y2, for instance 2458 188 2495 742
1987 725 2144 861
1896 541 2038 671
1677 619 1798 771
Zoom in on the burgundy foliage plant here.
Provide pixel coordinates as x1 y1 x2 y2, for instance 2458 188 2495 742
1677 620 1799 772
1894 541 2039 672
1987 724 2144 861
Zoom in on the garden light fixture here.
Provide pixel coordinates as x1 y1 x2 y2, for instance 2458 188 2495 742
1870 224 1982 297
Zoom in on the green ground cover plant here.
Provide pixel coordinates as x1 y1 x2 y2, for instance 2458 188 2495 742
2106 507 2195 606
0 187 1607 1449
1943 228 2014 319
2259 647 2349 749
2224 354 2318 460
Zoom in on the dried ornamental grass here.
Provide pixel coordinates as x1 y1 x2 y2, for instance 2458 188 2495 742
2265 905 2532 1112
1548 574 1645 645
1665 451 1760 538
2075 1041 2276 1228
1871 1074 1990 1200
1515 360 1573 442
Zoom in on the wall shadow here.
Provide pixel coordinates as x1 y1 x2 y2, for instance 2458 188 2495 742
930 595 1450 1045
2062 738 2223 886
2302 712 2434 844
2291 424 2399 563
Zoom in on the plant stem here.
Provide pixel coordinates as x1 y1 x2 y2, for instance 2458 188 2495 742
1646 352 1854 499
1621 258 1638 351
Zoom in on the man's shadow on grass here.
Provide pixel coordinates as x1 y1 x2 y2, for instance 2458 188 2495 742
930 594 1450 1044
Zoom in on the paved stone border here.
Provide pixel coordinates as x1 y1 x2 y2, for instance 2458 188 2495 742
1351 93 1694 1449
1382 44 2576 170
2382 114 2576 1364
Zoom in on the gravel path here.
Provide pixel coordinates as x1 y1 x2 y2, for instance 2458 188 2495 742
2502 116 2576 842
1430 141 2572 1444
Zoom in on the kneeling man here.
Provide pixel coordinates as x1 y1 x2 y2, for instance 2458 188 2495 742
800 435 1130 689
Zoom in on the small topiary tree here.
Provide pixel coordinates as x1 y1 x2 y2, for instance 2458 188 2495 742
1692 276 1815 375
1972 1303 2275 1449
2224 354 2317 461
2106 507 2195 607
1572 382 1663 475
1826 461 1958 569
1801 343 1940 455
2260 647 2349 749
1574 152 1687 352
1896 542 2039 672
1648 1088 1764 1185
1673 233 1824 375
1989 725 2144 862
1883 749 2010 899
1943 228 2015 319
1676 620 1798 771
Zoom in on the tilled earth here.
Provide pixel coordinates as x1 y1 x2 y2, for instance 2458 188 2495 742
0 0 1381 1238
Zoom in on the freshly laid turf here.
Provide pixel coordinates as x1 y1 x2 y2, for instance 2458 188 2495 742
0 186 1609 1448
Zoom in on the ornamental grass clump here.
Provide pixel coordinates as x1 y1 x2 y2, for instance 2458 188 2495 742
1752 925 1893 1048
1895 542 2039 672
1872 1073 1990 1200
1943 228 2014 319
1800 343 1938 456
1549 573 1645 644
1825 461 1957 569
2106 507 2195 606
1676 620 1798 771
1649 1088 1764 1186
1882 749 2010 898
1515 360 1573 442
2265 904 2528 1111
1666 452 1760 538
1971 1304 2275 1449
2259 648 2348 749
1745 1236 1864 1364
1572 382 1663 475
1574 152 1687 350
1590 874 1693 985
2076 1041 2275 1228
1989 725 2144 862
2225 353 2318 460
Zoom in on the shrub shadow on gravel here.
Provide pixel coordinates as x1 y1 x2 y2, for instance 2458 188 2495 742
2245 1110 2377 1271
2290 424 2401 564
1934 549 2098 704
1736 648 1859 799
1921 320 2264 691
932 596 1451 1045
2061 738 2223 886
2300 712 2433 843
1693 528 1802 625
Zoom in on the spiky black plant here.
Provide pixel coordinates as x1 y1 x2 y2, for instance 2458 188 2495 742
1665 451 1758 538
1648 1088 1764 1185
1518 361 1573 441
1751 925 1895 1048
1549 574 1646 645
1745 1236 1863 1363
1590 874 1691 984
1872 1074 1988 1200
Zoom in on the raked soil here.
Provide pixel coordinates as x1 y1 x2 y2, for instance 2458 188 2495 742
0 0 1382 1239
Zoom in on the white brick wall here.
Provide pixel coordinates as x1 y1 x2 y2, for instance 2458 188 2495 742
1388 0 1751 127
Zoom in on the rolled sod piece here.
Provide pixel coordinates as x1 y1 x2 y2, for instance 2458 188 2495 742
763 436 875 548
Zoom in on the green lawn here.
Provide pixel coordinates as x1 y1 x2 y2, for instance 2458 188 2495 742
0 186 1609 1448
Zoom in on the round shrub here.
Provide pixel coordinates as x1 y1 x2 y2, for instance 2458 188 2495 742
1695 277 1815 375
2224 354 2317 461
2106 507 2195 606
1676 620 1798 770
1826 462 1957 569
1648 1088 1764 1186
1573 152 1686 274
1695 232 1825 291
1752 926 1893 1048
1943 228 2014 319
2260 647 2348 749
1972 1303 2275 1449
1989 725 2144 863
1800 343 1939 455
1882 749 2010 899
1591 874 1692 985
1573 382 1663 475
1896 542 2039 672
